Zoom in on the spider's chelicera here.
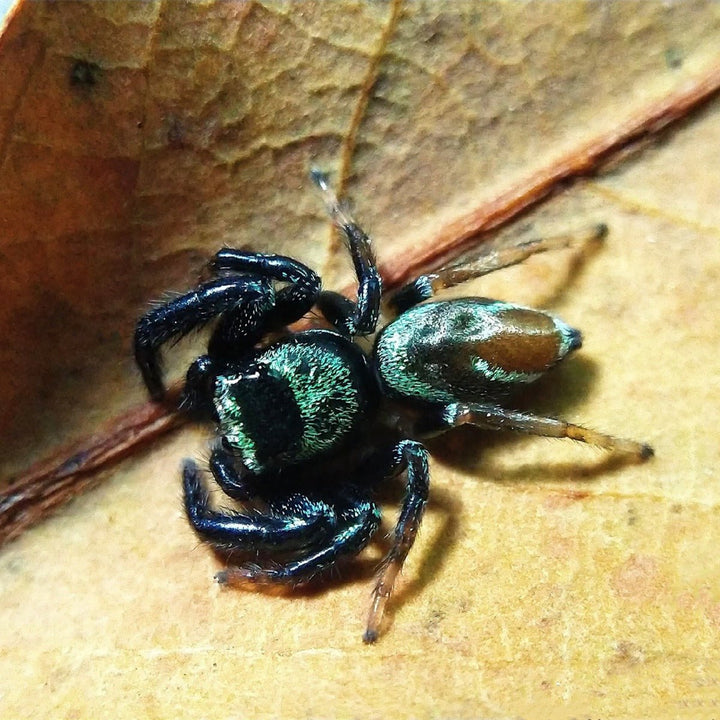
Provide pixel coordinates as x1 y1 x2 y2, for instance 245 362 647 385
134 171 652 643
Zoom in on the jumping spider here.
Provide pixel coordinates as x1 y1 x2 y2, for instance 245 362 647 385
134 172 652 643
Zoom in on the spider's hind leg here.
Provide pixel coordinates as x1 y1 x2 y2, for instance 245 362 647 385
416 401 653 461
391 224 608 313
364 439 430 643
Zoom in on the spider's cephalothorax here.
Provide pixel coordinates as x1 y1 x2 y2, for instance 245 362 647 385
134 172 652 643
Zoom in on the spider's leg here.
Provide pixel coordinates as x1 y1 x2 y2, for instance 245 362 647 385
135 276 274 399
417 402 653 460
206 253 321 363
217 486 381 589
182 459 332 553
315 291 356 337
210 250 320 328
207 442 258 502
311 170 382 337
391 224 607 313
364 439 430 643
181 355 217 418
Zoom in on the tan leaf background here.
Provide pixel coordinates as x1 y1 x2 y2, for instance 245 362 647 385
1 2 719 718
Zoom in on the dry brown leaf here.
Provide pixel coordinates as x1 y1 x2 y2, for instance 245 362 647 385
1 2 720 718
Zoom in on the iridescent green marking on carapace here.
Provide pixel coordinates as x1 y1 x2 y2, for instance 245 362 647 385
374 298 582 404
214 331 368 473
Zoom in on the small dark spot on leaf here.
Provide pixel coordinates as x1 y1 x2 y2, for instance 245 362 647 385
615 640 645 666
167 116 187 149
425 607 445 633
3 556 24 574
562 489 589 502
665 47 683 69
70 59 100 88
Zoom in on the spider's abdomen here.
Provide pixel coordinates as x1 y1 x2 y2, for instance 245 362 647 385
373 298 581 405
214 330 373 474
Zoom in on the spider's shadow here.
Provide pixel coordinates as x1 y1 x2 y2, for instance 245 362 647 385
377 355 643 635
376 355 644 635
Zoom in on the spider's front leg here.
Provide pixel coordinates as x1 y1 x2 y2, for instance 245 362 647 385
208 250 321 345
203 441 258 501
194 439 431 643
206 482 382 589
134 276 274 399
182 459 334 553
134 253 321 400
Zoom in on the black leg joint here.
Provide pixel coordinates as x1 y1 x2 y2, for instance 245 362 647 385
389 275 434 314
180 355 218 420
209 443 256 501
317 291 357 337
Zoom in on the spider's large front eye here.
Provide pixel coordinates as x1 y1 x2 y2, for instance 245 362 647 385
213 366 303 474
